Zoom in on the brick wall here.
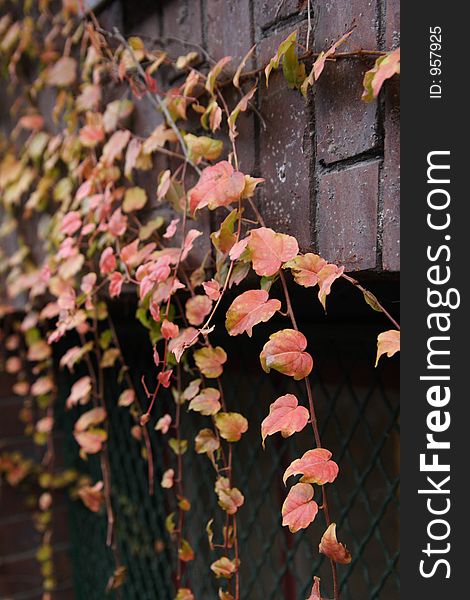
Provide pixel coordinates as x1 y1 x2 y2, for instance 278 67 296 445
112 0 400 273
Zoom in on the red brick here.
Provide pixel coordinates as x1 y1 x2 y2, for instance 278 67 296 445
161 0 203 58
255 0 308 31
314 1 379 163
256 26 313 250
316 161 379 271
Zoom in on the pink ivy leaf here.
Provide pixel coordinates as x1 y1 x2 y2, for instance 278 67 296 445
229 237 249 261
169 327 199 362
108 208 128 237
189 161 246 213
99 247 116 275
66 376 92 408
118 389 135 407
283 448 339 485
203 279 221 301
181 229 203 261
74 407 107 433
248 227 299 276
319 523 352 564
157 369 173 388
60 211 82 236
225 289 281 337
185 295 213 326
261 394 310 446
317 264 344 310
163 217 180 239
161 468 175 489
155 414 172 434
74 429 107 455
109 272 124 298
283 253 327 287
215 477 244 515
161 319 179 340
306 577 323 600
260 329 313 380
189 387 221 416
101 129 131 166
153 346 160 367
281 482 318 533
375 330 400 366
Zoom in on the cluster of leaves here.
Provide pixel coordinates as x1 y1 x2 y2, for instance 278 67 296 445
0 3 400 600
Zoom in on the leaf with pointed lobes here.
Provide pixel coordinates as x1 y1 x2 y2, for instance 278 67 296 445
248 227 299 276
282 483 318 533
189 387 221 416
195 428 220 456
261 394 310 447
319 523 352 564
215 476 245 515
228 85 257 141
186 294 213 326
161 319 179 340
157 369 173 388
169 327 199 362
306 577 323 600
226 289 281 337
283 253 327 287
375 330 400 366
317 264 344 310
210 556 240 579
155 413 172 433
189 161 246 214
78 481 104 512
214 412 248 442
362 48 400 102
203 279 221 301
194 346 227 378
260 329 313 380
283 448 339 485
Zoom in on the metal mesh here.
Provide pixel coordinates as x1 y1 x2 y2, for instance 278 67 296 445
56 318 399 600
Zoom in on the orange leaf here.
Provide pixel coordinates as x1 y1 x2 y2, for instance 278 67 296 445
225 289 281 337
161 468 174 489
210 556 239 579
283 448 339 485
74 407 107 433
47 56 77 86
260 329 313 380
195 428 220 455
319 523 352 564
194 346 227 378
214 412 248 442
281 482 318 533
375 329 400 366
189 161 246 213
283 253 327 287
317 264 344 310
189 388 221 416
261 394 309 446
248 227 299 276
78 481 104 512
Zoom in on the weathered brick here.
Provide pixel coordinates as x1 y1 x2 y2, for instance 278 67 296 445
161 0 203 58
206 0 253 65
256 26 313 250
255 0 308 32
316 161 379 271
385 0 400 49
314 0 379 163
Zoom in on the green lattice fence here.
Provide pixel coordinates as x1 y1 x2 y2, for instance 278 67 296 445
56 314 399 600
